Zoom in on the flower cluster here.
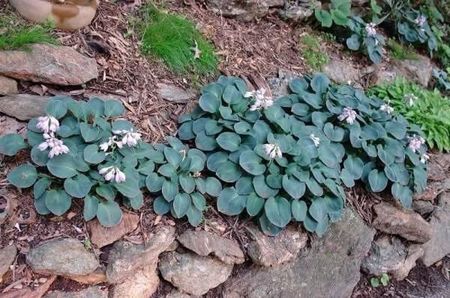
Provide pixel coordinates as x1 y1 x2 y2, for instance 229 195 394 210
408 135 425 153
415 15 426 27
100 129 142 152
99 166 126 183
404 93 418 107
380 103 394 114
338 107 357 124
36 116 69 158
309 134 320 147
245 89 274 111
365 23 377 37
38 133 70 158
263 143 282 159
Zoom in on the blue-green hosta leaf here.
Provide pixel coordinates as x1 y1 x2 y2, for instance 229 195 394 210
264 196 291 228
96 184 116 200
164 147 182 167
113 169 141 198
97 200 122 227
218 187 246 216
46 98 68 119
377 145 395 166
413 167 427 193
195 132 218 151
162 180 178 202
173 193 191 218
44 189 72 216
318 145 339 168
311 73 331 94
153 196 170 215
291 200 307 222
145 173 164 192
179 174 195 194
84 144 106 164
343 155 364 179
346 34 361 50
246 193 264 216
204 119 223 136
79 122 100 142
8 164 38 188
205 177 222 197
187 149 206 172
306 177 324 196
207 151 228 172
216 132 241 152
64 174 92 198
391 183 413 208
216 161 242 183
385 121 407 140
158 163 177 178
239 150 266 176
304 212 319 233
236 176 254 195
191 192 207 211
104 99 125 117
33 178 51 199
309 197 328 223
234 121 252 134
323 123 345 142
368 169 388 192
222 85 241 104
0 134 27 156
341 168 355 187
282 175 306 199
187 205 203 226
83 195 99 221
178 122 195 140
253 175 279 198
199 93 220 113
292 103 310 117
31 145 49 166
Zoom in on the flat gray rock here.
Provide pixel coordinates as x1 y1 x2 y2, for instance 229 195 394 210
361 236 407 276
0 94 49 120
0 245 17 282
323 59 360 85
157 83 197 103
222 209 375 298
44 287 108 298
26 238 99 277
0 75 18 95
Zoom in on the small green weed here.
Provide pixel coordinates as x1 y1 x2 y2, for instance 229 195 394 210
300 34 329 71
370 78 450 151
136 5 218 75
387 39 418 61
370 273 390 288
0 13 56 51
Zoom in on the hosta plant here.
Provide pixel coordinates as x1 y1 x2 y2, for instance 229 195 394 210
0 74 429 236
370 78 450 151
314 0 352 28
346 16 385 64
0 97 147 227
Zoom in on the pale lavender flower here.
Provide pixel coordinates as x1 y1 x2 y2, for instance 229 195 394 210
338 107 357 124
38 132 69 158
36 116 59 133
408 135 425 153
263 143 282 159
420 153 430 164
415 15 426 27
365 23 377 37
113 130 141 148
380 103 394 114
99 166 127 183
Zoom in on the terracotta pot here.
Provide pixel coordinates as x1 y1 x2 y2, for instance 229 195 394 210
9 0 99 30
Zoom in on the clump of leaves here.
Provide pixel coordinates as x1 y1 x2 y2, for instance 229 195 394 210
432 68 450 93
346 17 385 64
370 273 390 287
300 34 329 71
370 78 450 151
0 13 56 50
1 75 428 236
136 4 218 75
387 38 418 60
314 0 352 28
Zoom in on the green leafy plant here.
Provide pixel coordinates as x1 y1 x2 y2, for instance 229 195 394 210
432 68 450 92
0 13 56 50
300 34 330 71
370 273 390 287
314 0 352 28
370 78 450 151
136 4 218 75
1 75 428 236
346 17 385 64
387 38 418 60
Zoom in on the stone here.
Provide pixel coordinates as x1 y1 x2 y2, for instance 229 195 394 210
159 251 233 296
375 55 433 87
222 209 375 298
26 238 99 277
165 290 198 298
279 1 318 22
0 116 26 136
0 94 50 121
111 263 159 298
206 0 284 21
413 200 435 215
157 83 197 103
361 236 408 276
0 44 98 86
0 245 17 283
88 212 139 248
0 76 18 95
323 59 360 85
246 225 307 267
2 275 56 298
177 230 244 265
44 287 108 298
267 70 299 98
106 225 175 284
372 202 432 243
68 268 107 285
421 194 450 266
391 244 423 280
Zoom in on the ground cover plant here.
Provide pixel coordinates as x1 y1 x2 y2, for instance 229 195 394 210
387 38 418 60
0 75 428 236
136 4 218 75
0 13 56 50
370 78 450 151
299 34 329 71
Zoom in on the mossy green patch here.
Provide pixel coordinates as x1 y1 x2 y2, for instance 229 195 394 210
0 13 57 51
136 5 218 75
300 34 329 71
387 39 418 61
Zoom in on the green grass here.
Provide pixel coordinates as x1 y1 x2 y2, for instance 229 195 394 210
136 5 218 75
387 39 418 61
300 34 329 71
0 13 57 51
